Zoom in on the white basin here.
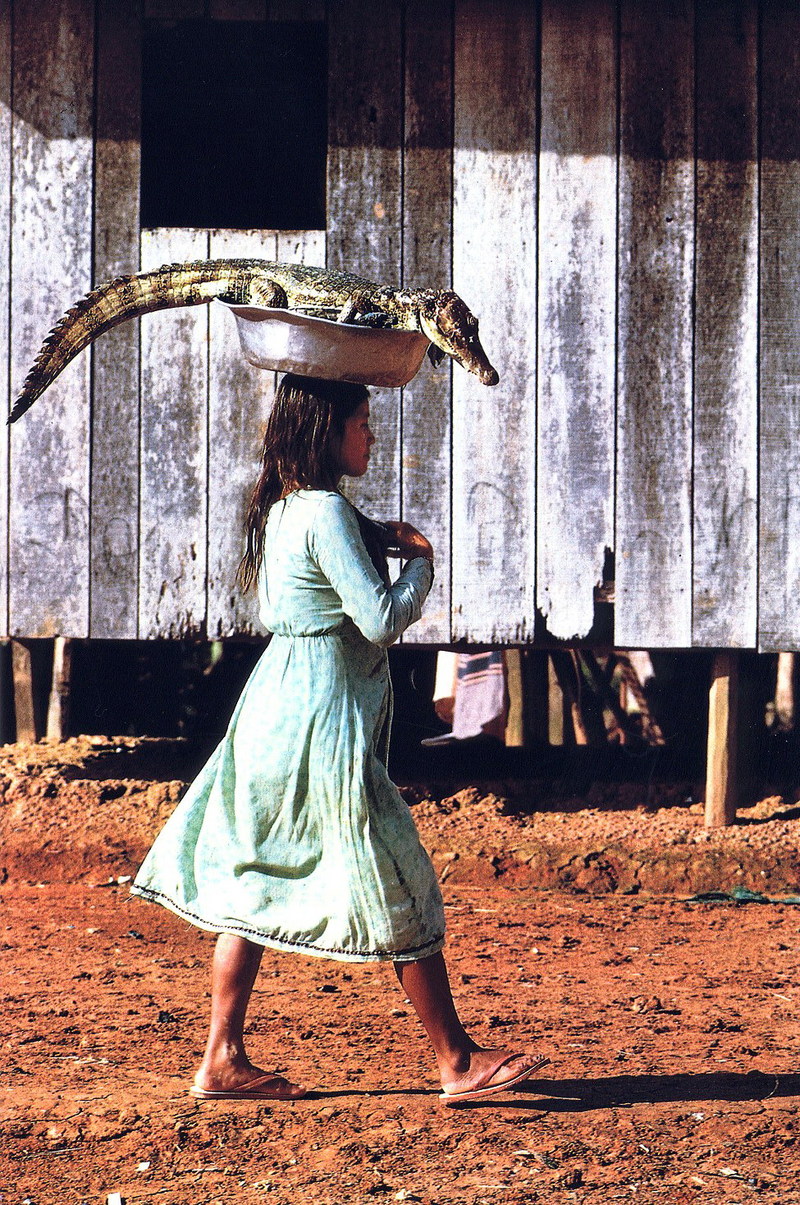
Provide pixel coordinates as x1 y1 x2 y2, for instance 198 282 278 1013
216 300 431 387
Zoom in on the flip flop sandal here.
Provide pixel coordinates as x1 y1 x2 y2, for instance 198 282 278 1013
439 1054 550 1104
189 1073 306 1101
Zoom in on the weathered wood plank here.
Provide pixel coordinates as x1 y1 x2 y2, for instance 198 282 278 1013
536 0 616 641
139 228 209 638
0 1 10 638
452 0 537 642
759 2 800 651
615 0 694 648
9 0 94 638
400 0 453 643
276 228 326 267
91 0 142 639
327 0 403 523
208 229 279 638
693 0 758 648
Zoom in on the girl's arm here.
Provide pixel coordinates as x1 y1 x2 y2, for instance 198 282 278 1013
311 493 433 647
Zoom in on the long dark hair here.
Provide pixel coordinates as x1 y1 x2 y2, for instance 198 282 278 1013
239 373 388 591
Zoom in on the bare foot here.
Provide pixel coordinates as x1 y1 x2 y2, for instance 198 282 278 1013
193 1060 306 1099
439 1048 548 1100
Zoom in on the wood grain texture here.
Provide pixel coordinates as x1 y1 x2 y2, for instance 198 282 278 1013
9 0 94 638
0 2 9 637
327 0 403 523
693 0 758 648
615 0 694 648
536 0 616 641
139 228 209 638
452 0 537 642
277 228 326 267
401 0 453 642
91 0 142 639
208 229 278 638
759 1 800 651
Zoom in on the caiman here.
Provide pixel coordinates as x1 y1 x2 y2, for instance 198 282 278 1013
8 260 500 423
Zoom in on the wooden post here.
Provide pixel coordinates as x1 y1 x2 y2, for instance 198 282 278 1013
547 653 565 746
503 649 524 747
705 650 739 827
774 651 796 731
550 650 589 746
46 636 73 741
11 639 37 742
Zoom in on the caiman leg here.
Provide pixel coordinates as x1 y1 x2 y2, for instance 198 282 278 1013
336 291 371 323
245 281 288 308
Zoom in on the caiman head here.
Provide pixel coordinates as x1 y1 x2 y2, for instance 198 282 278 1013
417 291 500 387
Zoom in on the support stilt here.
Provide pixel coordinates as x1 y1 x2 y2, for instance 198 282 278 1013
46 636 73 741
547 654 565 746
550 650 589 746
11 640 38 743
503 649 524 747
705 650 739 827
774 651 796 732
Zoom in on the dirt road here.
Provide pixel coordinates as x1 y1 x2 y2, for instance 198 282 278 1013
2 737 800 1204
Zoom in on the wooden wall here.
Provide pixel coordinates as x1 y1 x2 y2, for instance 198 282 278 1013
0 0 795 650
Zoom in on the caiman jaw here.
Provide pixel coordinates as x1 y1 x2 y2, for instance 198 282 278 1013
419 304 500 388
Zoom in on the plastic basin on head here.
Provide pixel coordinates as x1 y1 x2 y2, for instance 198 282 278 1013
216 300 431 387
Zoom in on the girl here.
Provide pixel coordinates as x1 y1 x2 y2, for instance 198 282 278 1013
132 373 546 1104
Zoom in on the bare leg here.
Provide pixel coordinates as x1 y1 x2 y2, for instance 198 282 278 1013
194 933 304 1097
395 951 542 1095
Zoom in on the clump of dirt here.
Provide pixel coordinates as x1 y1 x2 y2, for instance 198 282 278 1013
2 735 800 899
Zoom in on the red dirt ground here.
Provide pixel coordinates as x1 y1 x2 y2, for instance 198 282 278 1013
2 736 800 1205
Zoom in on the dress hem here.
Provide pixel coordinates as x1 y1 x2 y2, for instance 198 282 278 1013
130 884 445 964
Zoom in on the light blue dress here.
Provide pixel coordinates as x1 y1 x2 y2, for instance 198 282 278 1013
131 490 445 963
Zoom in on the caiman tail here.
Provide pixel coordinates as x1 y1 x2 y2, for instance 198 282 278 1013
7 260 269 424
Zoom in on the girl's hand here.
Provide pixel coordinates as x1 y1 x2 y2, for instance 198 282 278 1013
382 521 434 562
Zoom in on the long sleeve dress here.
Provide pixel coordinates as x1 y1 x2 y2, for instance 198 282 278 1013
131 489 445 963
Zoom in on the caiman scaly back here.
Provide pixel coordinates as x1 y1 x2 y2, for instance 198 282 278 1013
9 260 499 423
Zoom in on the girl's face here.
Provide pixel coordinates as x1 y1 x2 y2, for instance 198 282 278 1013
336 400 375 478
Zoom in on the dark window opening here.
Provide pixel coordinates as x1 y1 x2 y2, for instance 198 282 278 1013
141 20 327 230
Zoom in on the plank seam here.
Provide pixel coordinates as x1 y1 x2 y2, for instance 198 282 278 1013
137 231 144 640
691 0 698 646
399 0 405 536
755 0 763 651
204 227 211 641
88 0 100 637
613 0 621 651
532 0 542 640
448 0 455 643
3 1 12 639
